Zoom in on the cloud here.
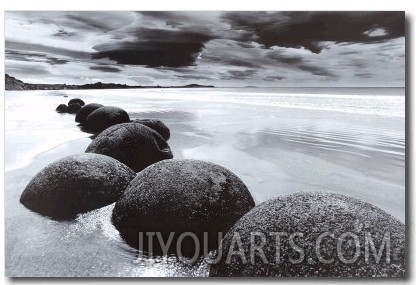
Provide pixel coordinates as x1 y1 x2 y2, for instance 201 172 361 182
53 28 76 38
6 49 70 65
222 11 404 53
223 69 257 80
263 75 285 81
92 28 213 67
89 65 122 73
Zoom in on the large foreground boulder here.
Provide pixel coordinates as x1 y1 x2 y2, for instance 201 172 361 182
84 106 130 132
85 123 173 172
209 192 405 277
68 98 85 106
112 159 255 256
132 119 170 141
75 103 104 124
66 103 82 114
20 153 135 220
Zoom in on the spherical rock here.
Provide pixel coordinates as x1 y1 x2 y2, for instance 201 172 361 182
20 153 135 220
66 103 82 114
68 98 85 106
209 192 405 277
85 123 173 172
84 106 130 133
55 104 67 113
112 159 255 256
132 119 170 141
75 103 104 124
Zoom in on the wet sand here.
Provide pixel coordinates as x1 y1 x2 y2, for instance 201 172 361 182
5 88 405 276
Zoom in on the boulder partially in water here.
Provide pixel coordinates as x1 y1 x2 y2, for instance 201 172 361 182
84 106 130 133
132 119 170 141
55 104 67 113
75 103 104 124
209 192 405 277
66 103 82 114
68 98 85 106
111 159 255 256
85 123 173 172
20 153 135 220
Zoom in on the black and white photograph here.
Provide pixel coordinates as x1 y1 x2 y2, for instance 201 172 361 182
3 10 406 278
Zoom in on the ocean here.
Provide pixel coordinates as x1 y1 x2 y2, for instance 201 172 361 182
4 87 405 277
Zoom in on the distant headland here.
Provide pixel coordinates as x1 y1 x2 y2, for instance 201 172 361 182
5 74 215 91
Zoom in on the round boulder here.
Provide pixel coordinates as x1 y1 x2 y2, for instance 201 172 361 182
112 159 255 256
68 98 85 106
85 123 173 172
66 103 82 114
132 119 170 141
20 153 135 220
75 103 104 124
55 104 67 113
84 106 130 133
209 192 405 277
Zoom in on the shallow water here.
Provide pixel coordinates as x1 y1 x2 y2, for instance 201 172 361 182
4 87 405 277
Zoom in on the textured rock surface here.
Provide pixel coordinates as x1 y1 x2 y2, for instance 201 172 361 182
85 123 173 172
66 103 82 114
112 159 255 256
75 103 104 124
132 119 170 141
84 106 130 132
20 153 135 220
68 98 85 106
55 104 67 113
209 192 405 277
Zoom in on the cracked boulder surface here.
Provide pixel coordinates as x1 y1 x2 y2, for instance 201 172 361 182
20 153 135 221
209 191 405 277
85 123 173 172
111 159 255 256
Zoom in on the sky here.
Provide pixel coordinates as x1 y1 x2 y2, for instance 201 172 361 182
5 11 405 87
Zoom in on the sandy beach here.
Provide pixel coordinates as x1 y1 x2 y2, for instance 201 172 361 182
4 87 405 277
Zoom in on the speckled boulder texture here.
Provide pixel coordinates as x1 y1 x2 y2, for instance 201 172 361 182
68 98 85 106
209 192 405 277
132 119 170 141
84 106 130 133
75 103 104 124
66 103 82 114
85 123 173 172
112 159 255 256
55 104 67 113
20 153 135 220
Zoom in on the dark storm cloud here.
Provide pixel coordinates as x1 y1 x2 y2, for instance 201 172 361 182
6 49 70 65
222 11 405 53
89 65 122 73
92 28 213 67
175 74 212 80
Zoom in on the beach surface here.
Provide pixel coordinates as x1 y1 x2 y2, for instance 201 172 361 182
4 87 405 277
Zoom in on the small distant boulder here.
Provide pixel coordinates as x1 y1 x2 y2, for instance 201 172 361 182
85 123 173 172
209 192 405 277
111 159 255 256
66 103 82 114
20 153 135 220
68 98 85 106
55 104 67 113
132 119 170 141
75 103 104 124
84 106 130 133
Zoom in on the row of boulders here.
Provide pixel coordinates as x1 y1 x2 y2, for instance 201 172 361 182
19 97 405 277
